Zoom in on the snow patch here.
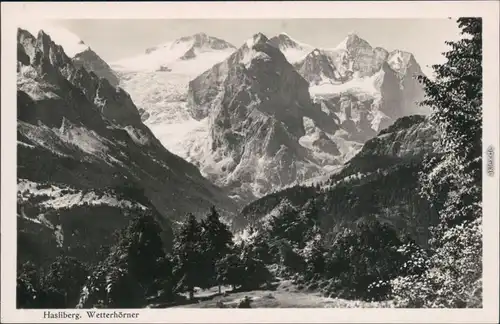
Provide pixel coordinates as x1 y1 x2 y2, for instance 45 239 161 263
302 117 316 135
19 20 89 57
112 39 233 74
281 48 311 64
123 126 150 146
309 74 381 98
59 124 109 156
18 179 147 211
241 49 272 69
246 33 265 48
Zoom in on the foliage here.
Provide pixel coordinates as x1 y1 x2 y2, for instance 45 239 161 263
391 218 482 307
200 206 234 289
239 248 273 290
267 201 317 250
172 213 204 299
302 230 326 280
43 256 89 307
215 251 244 289
391 17 483 308
17 257 89 309
77 211 169 308
321 220 414 301
114 210 167 294
17 261 42 308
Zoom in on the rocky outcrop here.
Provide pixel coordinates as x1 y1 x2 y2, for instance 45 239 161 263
72 48 120 87
294 49 345 85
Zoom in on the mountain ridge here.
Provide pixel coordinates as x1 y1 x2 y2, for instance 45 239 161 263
16 27 238 267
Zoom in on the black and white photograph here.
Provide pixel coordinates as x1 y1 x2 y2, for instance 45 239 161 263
2 1 499 322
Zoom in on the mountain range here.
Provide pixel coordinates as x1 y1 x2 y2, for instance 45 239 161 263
109 30 428 202
16 23 433 266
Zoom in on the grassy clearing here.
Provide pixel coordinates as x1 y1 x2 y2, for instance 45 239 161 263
158 280 393 308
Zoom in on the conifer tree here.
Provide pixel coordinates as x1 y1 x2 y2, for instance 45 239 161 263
418 17 482 231
172 213 203 300
200 206 234 293
43 256 89 307
118 211 167 294
17 261 41 308
215 250 244 291
78 211 168 308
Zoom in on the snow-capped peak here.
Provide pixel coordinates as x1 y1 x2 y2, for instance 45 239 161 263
18 20 89 58
310 48 322 57
335 34 356 50
173 32 235 51
347 30 358 37
270 32 312 50
335 32 370 51
387 50 418 74
112 32 235 73
268 32 313 64
245 33 269 48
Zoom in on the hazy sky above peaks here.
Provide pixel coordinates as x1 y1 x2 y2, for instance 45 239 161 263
55 19 462 77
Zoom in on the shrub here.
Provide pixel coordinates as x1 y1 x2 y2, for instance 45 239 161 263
237 296 252 308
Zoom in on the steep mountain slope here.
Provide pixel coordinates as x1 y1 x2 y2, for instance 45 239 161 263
186 33 359 202
237 115 440 247
16 28 237 267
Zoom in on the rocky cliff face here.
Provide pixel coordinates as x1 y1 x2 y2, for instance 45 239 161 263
294 33 428 157
186 33 345 201
236 115 440 247
387 50 427 116
16 28 238 267
294 49 346 85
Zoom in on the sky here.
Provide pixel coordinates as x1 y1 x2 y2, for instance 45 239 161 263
54 19 462 76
